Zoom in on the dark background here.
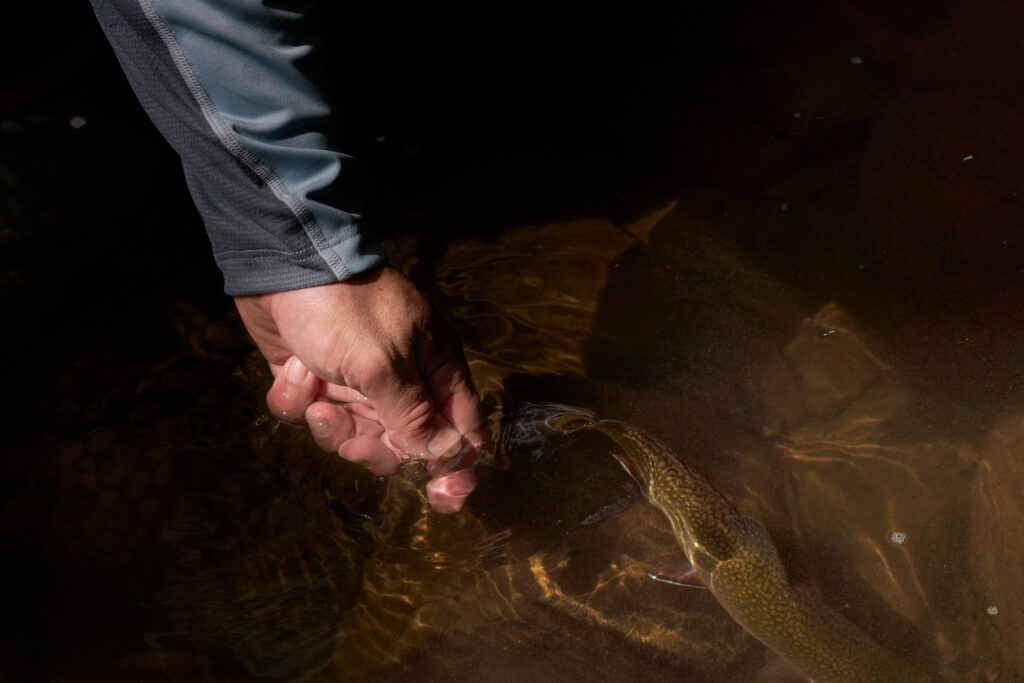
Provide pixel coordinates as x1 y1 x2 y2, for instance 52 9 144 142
3 1 1024 679
0 0 805 490
6 0 1019 454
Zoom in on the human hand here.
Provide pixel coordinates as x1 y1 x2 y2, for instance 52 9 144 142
234 266 484 513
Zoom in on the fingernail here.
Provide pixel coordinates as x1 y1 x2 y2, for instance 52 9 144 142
309 416 330 438
428 427 462 460
286 356 309 384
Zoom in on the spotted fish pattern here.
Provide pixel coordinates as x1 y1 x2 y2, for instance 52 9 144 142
561 416 930 683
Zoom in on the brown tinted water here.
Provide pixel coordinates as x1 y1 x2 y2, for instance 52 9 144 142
3 2 1024 681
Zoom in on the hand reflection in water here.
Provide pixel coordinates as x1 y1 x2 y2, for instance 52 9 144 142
235 265 485 513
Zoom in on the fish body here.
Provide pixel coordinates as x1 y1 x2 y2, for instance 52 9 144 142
574 418 930 683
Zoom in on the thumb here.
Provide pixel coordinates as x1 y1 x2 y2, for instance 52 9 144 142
363 357 464 461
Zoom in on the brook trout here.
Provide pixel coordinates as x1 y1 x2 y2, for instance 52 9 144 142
555 414 930 683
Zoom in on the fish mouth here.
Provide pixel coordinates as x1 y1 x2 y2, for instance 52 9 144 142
545 412 594 433
505 402 595 429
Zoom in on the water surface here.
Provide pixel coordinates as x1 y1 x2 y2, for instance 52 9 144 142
3 1 1024 681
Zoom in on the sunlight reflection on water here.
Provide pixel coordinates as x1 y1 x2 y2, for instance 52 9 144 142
15 201 1016 682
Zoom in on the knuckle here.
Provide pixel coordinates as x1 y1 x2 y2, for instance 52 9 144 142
387 398 435 452
335 344 393 393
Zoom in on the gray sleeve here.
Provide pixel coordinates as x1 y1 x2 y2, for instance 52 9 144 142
89 0 387 295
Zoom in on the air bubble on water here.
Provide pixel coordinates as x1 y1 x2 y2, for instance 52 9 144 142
986 605 998 616
889 530 907 545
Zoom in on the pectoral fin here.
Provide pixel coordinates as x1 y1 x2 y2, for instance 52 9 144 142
755 655 815 683
647 560 707 589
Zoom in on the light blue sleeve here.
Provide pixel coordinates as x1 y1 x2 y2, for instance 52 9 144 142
93 0 387 294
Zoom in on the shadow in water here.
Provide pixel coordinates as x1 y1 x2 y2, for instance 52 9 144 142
4 0 1024 681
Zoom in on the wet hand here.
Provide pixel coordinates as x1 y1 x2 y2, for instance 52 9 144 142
234 266 484 513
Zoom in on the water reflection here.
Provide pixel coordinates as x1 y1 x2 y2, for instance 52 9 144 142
429 205 1008 681
3 204 1017 681
6 2 1024 680
970 419 1024 679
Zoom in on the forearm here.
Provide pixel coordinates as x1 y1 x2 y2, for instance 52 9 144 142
89 0 386 295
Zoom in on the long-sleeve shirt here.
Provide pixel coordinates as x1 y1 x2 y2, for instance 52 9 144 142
89 0 387 295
